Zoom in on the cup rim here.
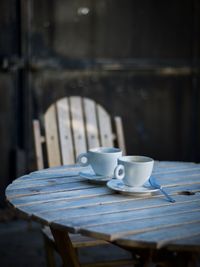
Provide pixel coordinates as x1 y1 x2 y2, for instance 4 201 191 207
118 155 154 164
89 147 122 154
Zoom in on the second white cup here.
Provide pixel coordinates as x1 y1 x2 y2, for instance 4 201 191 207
114 156 154 187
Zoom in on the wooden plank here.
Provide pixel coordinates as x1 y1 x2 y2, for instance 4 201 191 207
153 168 200 179
9 187 111 207
96 104 113 147
34 194 200 224
17 173 80 181
7 176 87 190
18 167 200 191
70 97 87 158
7 181 98 198
154 171 200 187
14 166 200 190
11 171 200 200
44 104 61 167
153 162 197 173
30 165 87 174
167 234 200 251
31 164 78 172
8 187 199 217
18 194 133 214
114 116 126 155
83 98 100 149
7 169 200 202
6 180 198 212
49 196 200 226
32 120 44 170
52 199 200 231
56 97 75 164
80 211 200 242
6 177 76 191
16 166 90 181
164 183 200 195
154 161 196 168
116 222 200 249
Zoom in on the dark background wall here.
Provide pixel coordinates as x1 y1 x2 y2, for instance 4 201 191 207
0 0 200 204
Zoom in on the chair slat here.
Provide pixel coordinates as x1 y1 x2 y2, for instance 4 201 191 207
97 104 113 147
70 97 87 158
33 120 44 170
83 98 100 149
56 98 75 164
44 104 61 167
114 116 126 155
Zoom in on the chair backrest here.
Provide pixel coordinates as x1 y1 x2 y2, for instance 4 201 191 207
33 96 126 169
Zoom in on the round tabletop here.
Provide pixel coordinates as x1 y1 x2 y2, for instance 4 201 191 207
6 161 200 252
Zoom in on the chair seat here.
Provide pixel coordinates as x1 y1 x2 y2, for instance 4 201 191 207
42 226 108 248
42 226 135 267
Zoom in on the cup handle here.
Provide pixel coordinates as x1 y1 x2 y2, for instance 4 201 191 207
114 164 125 180
76 153 89 167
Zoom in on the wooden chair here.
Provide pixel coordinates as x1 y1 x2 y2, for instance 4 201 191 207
33 96 132 267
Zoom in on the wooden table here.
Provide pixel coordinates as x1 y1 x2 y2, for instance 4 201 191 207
5 161 200 266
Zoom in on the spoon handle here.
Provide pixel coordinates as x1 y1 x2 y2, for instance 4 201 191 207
159 187 175 203
149 178 175 203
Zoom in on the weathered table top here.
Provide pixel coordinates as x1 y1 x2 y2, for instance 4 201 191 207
5 161 200 252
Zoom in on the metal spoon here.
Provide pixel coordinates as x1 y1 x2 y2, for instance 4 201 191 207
149 177 175 203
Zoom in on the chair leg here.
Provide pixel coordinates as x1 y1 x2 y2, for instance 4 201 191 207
43 232 57 267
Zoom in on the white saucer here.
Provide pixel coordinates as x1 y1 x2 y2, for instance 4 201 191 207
79 172 113 184
106 179 159 196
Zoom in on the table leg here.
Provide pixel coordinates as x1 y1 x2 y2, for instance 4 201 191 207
50 227 81 267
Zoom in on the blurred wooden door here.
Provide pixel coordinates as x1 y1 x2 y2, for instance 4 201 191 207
0 0 200 206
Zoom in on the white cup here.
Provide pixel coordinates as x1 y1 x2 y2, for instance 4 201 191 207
76 147 122 177
114 156 154 187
